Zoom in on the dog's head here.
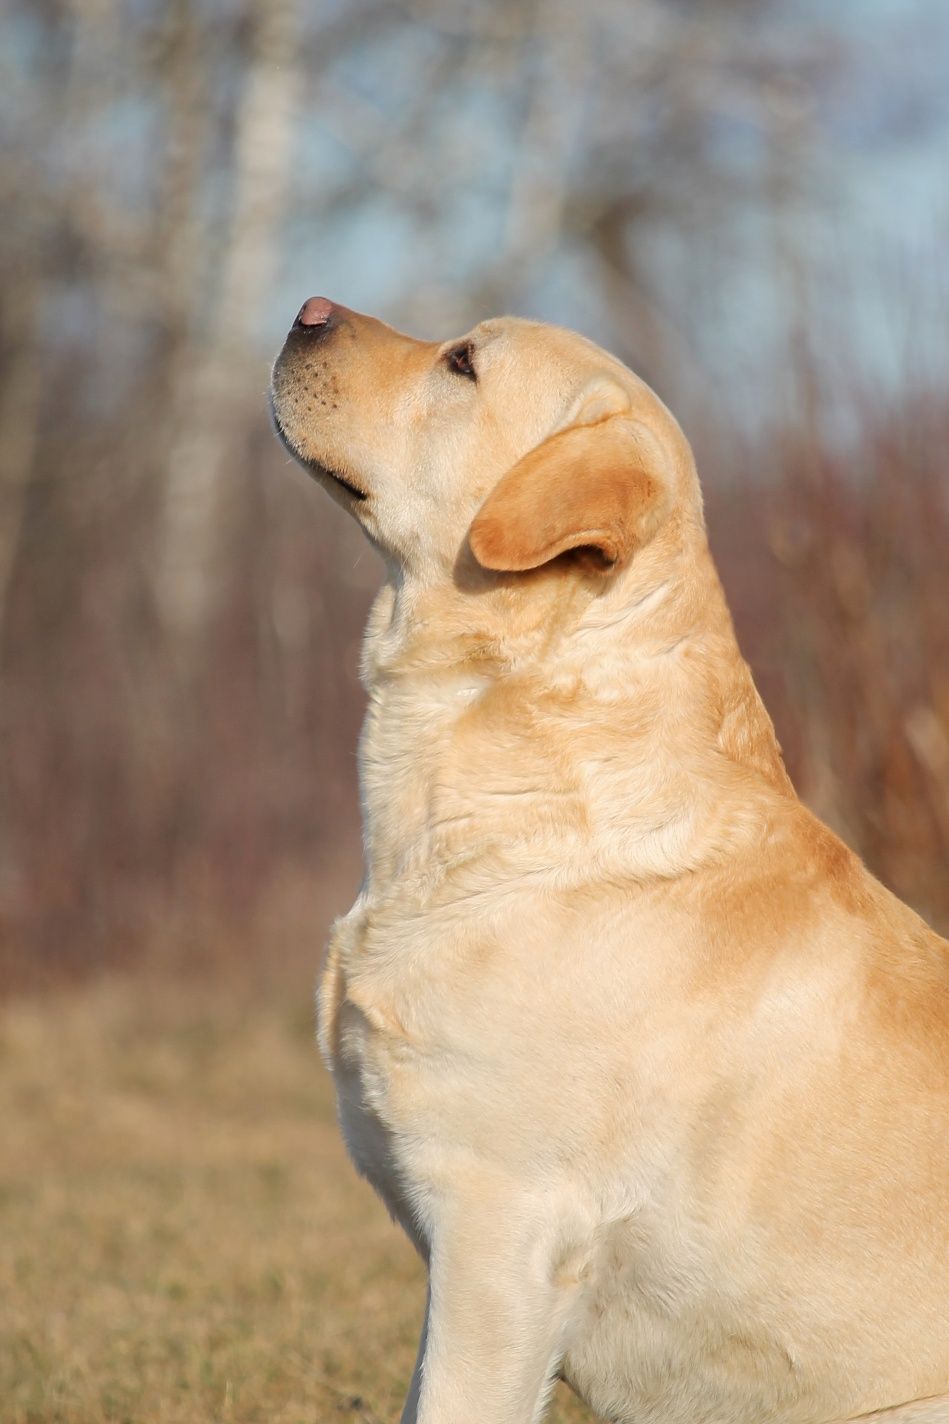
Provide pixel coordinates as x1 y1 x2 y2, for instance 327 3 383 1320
270 300 702 587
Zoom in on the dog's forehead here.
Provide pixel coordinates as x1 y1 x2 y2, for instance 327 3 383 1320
468 316 630 381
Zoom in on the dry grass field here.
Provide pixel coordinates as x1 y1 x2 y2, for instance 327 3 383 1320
0 974 592 1424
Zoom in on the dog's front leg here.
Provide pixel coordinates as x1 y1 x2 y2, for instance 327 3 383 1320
400 1181 581 1424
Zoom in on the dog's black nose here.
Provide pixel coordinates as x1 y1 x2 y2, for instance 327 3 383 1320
293 296 336 331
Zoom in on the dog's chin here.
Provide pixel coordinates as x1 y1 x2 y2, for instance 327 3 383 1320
270 403 368 506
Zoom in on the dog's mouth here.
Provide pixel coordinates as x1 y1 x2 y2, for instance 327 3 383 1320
270 403 368 503
305 459 368 502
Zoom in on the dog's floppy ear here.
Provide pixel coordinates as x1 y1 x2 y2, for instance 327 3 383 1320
469 393 670 573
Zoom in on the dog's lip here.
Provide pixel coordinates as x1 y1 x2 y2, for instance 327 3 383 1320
270 403 368 502
304 459 368 502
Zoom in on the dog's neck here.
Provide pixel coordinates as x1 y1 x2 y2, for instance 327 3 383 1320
355 524 793 904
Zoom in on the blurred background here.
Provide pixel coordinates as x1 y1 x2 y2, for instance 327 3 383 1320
1 0 947 983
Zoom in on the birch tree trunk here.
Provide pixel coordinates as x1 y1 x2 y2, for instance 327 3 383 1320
156 0 301 637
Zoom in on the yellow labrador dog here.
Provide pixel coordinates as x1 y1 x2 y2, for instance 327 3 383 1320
270 299 949 1424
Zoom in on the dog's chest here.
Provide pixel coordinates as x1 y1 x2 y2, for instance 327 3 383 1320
318 908 403 1167
319 906 847 1424
317 897 478 1236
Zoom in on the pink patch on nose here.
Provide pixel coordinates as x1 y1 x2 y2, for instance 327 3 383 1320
295 296 335 327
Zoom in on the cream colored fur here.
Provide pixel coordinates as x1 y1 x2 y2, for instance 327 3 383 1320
270 307 949 1424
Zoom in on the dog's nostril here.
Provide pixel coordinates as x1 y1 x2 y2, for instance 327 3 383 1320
294 296 335 330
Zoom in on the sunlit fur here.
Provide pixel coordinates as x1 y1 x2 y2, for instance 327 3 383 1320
271 306 949 1424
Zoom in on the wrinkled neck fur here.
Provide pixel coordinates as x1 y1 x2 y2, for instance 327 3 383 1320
356 522 793 894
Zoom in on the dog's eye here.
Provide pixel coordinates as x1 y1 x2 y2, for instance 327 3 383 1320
446 343 476 380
